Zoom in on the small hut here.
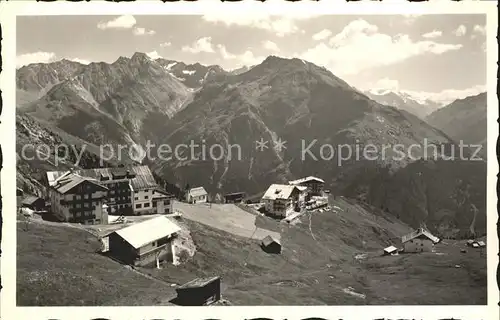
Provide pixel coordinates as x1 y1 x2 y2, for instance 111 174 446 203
261 235 281 254
174 276 221 306
21 196 46 212
383 245 398 256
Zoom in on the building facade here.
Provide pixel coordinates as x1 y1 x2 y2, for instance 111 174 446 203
223 192 246 204
175 277 221 306
186 187 208 204
402 228 439 253
106 216 181 266
49 173 109 224
47 166 174 217
261 184 300 218
289 176 325 198
152 189 174 214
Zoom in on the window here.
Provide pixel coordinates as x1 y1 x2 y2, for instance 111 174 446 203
153 202 157 207
76 204 81 209
136 204 142 209
76 212 81 217
145 195 149 200
164 200 170 205
144 203 150 208
135 197 139 201
84 203 90 208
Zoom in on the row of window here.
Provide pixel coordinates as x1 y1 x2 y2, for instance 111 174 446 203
105 182 130 189
73 211 95 218
67 193 100 201
135 203 151 209
69 201 99 209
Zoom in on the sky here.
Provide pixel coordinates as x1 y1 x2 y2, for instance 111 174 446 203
17 14 487 103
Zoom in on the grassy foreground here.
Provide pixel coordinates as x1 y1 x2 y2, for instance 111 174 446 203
17 197 487 306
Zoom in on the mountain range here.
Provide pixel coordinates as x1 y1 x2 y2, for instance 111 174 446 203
16 53 487 237
364 89 444 119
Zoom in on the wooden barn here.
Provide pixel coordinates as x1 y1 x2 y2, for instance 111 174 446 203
174 276 221 306
223 192 246 204
21 196 46 212
105 216 181 266
261 235 282 254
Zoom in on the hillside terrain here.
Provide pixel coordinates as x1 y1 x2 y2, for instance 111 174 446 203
16 54 488 237
17 197 487 306
426 92 487 158
16 114 136 197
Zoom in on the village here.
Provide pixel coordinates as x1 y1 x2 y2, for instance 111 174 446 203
17 165 487 306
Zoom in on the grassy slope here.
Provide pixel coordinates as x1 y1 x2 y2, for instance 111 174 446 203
17 196 486 306
17 222 176 306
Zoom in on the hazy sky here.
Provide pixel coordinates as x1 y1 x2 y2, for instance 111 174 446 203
17 14 487 102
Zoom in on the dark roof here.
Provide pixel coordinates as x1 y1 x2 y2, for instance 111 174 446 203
261 235 281 247
401 228 439 244
152 189 175 199
177 276 220 290
52 173 108 194
22 196 43 205
224 192 246 197
47 165 158 191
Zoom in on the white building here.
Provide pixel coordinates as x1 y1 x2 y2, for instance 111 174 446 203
261 184 300 218
401 228 440 253
105 216 181 266
47 166 174 216
49 173 109 224
288 176 325 197
186 187 208 204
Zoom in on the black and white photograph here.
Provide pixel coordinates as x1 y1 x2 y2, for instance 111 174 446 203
0 1 498 319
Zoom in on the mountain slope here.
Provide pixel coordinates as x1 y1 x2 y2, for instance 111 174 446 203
16 59 85 106
19 53 192 150
153 56 453 195
365 89 443 119
155 58 227 89
426 92 487 153
16 113 135 198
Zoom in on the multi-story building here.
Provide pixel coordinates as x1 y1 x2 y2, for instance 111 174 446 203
261 184 301 218
49 172 109 224
47 165 174 218
288 176 325 199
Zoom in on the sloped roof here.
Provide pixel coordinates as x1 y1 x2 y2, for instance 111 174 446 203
177 276 220 290
152 189 174 199
261 235 281 247
401 228 439 244
289 176 325 185
224 192 246 197
384 245 398 253
47 165 158 191
22 195 43 206
189 187 207 197
262 184 298 200
114 216 181 249
52 173 107 195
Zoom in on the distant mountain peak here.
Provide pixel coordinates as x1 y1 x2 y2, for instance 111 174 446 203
131 52 152 62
